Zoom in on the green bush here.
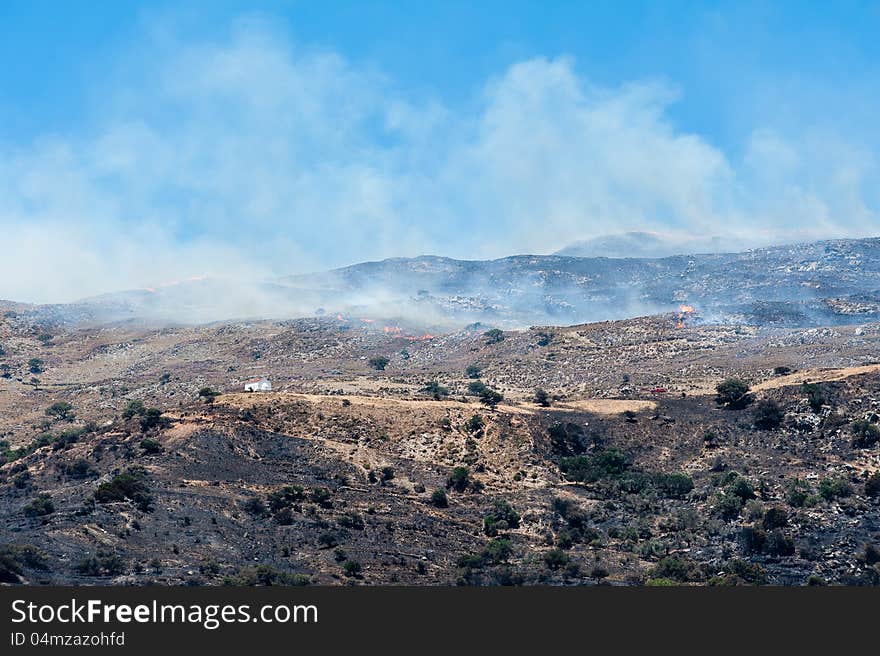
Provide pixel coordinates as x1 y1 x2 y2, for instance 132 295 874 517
343 560 362 577
534 388 551 407
421 381 449 397
465 365 482 379
483 328 504 345
543 548 570 571
762 506 789 529
558 448 628 483
651 556 703 583
368 356 389 371
241 497 267 517
228 565 310 586
310 487 333 508
708 559 766 586
467 380 488 395
753 399 784 430
479 388 504 407
23 493 54 517
94 468 154 512
139 438 162 455
28 358 43 374
483 499 520 536
785 478 815 507
76 549 126 577
198 387 220 403
802 382 826 413
267 486 305 512
59 458 97 479
45 401 74 421
447 466 472 492
139 408 167 431
430 489 448 507
716 378 750 408
465 414 485 433
851 419 880 449
121 400 146 420
654 473 694 498
712 493 744 521
818 477 853 501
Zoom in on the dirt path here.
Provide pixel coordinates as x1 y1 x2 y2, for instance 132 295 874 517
753 363 880 391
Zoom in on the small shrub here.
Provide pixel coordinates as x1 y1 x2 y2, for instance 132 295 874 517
23 494 55 517
139 438 162 455
94 468 154 512
753 399 784 430
543 548 570 570
479 388 504 407
465 414 485 433
716 378 750 408
851 419 880 449
465 365 482 379
483 328 504 345
802 383 826 413
122 400 146 420
430 489 448 507
139 408 168 432
45 401 74 421
241 497 267 517
368 356 390 371
652 556 703 583
421 381 449 398
483 499 520 536
534 388 551 407
446 467 471 492
818 477 852 502
654 473 694 498
343 560 362 577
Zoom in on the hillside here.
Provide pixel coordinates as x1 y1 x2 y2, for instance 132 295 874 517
1 312 878 585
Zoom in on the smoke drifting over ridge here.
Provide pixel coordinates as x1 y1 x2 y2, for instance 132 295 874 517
2 18 878 306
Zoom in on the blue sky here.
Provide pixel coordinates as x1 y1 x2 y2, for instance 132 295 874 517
2 1 879 301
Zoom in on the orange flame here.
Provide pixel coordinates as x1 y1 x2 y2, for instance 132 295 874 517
383 326 403 335
679 305 695 314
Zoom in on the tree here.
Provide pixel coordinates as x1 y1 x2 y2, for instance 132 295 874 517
467 380 488 395
483 328 504 345
28 358 43 374
753 399 784 430
342 560 362 577
447 466 471 492
479 388 503 407
802 382 826 413
45 401 74 421
368 355 390 371
198 387 220 403
465 364 482 379
421 380 449 398
122 400 146 420
140 408 167 432
430 489 448 507
465 414 485 434
716 378 750 408
534 388 551 407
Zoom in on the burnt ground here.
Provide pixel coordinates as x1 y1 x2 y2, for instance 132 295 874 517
1 310 878 585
